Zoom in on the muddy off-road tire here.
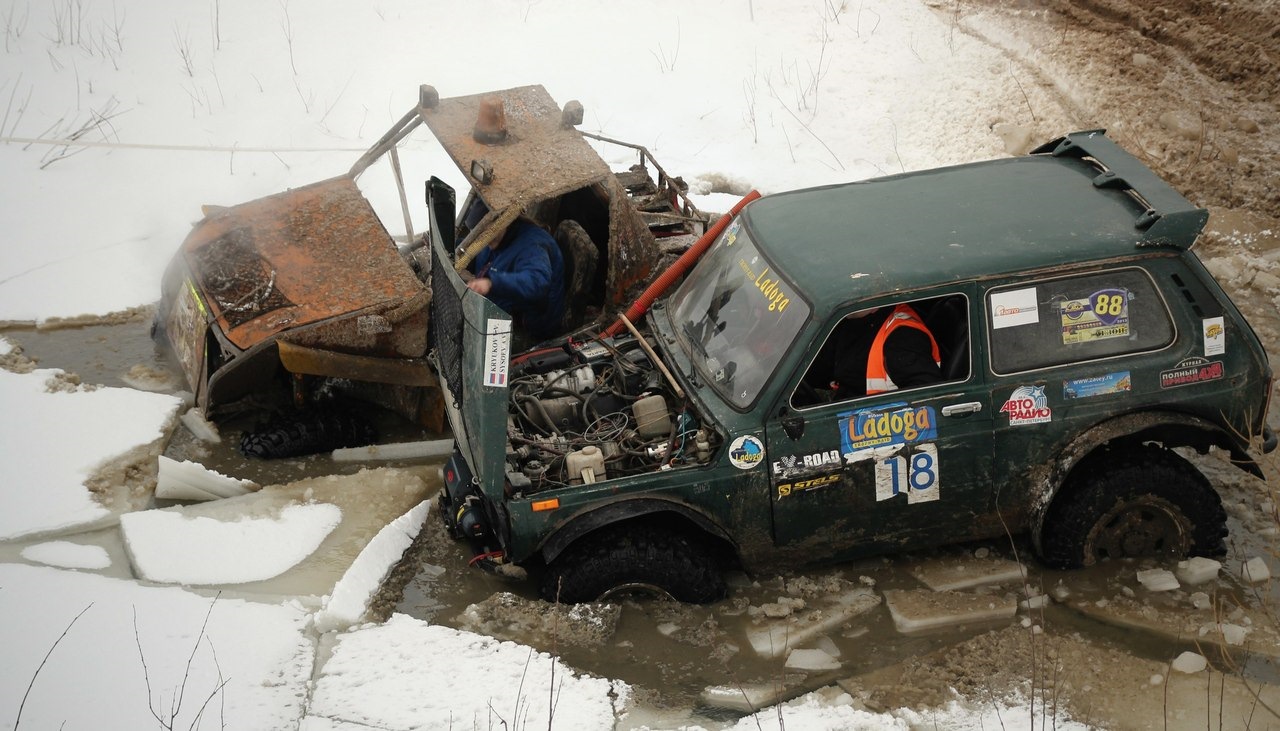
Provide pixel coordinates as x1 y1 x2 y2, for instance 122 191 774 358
239 409 376 459
541 523 726 604
1038 447 1227 569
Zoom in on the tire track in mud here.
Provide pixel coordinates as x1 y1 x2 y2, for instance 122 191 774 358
1056 0 1280 97
959 0 1280 214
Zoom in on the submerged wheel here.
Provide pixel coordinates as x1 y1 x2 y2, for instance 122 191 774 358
541 523 726 604
1038 446 1227 569
239 408 376 459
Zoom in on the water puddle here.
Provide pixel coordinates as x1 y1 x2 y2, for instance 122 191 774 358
6 313 1280 724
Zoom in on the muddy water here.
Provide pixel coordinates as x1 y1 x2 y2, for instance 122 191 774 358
7 315 1280 724
396 517 1028 714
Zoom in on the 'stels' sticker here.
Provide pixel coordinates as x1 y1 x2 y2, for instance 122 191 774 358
777 473 841 499
729 435 765 470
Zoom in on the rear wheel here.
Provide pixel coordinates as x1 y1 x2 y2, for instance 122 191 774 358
541 523 726 604
1038 446 1227 568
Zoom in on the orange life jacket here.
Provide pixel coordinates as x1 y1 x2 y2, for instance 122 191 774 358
865 304 941 395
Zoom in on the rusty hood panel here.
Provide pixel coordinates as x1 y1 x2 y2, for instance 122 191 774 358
179 176 425 351
423 85 612 212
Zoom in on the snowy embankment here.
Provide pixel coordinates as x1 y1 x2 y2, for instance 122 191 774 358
0 0 1095 728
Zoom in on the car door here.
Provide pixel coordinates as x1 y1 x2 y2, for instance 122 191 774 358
765 286 994 558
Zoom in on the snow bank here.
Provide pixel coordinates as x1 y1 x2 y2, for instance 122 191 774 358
0 1 1070 325
0 368 180 540
0 563 313 730
305 613 628 730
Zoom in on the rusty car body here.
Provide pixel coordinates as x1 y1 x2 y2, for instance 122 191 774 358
153 84 707 450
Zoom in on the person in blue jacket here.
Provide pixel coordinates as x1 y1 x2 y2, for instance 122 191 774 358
466 215 565 342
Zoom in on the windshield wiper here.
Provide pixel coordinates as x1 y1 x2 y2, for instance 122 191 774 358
683 320 709 358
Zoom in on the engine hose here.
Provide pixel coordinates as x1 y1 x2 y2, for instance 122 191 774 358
601 189 761 338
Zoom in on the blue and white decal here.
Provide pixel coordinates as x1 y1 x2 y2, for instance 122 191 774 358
729 435 765 470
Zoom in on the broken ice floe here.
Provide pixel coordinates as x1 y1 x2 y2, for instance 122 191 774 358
1241 556 1271 583
1135 568 1179 592
1200 622 1249 646
911 557 1026 591
883 588 1017 634
785 647 841 672
1172 651 1208 674
1175 557 1221 585
746 588 880 658
316 499 430 633
155 455 257 501
121 500 341 585
701 681 801 714
20 540 111 570
331 438 454 461
180 407 221 443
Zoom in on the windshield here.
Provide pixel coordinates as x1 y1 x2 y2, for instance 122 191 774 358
669 219 809 409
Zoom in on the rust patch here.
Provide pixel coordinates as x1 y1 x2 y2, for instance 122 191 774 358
191 228 295 329
179 177 424 352
422 85 611 213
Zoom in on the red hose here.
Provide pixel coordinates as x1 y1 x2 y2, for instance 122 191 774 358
602 189 761 338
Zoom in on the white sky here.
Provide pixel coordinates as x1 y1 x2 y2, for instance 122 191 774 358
0 1 1101 728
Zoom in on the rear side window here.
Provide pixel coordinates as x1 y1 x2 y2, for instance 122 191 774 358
987 267 1174 374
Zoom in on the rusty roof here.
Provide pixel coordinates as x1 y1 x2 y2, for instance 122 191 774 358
422 85 611 212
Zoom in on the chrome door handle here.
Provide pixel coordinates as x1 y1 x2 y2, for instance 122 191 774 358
941 402 983 417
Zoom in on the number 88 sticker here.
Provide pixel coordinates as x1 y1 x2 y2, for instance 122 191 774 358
1088 288 1128 326
874 444 941 504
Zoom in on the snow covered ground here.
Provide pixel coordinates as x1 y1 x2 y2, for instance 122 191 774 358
0 1 1129 728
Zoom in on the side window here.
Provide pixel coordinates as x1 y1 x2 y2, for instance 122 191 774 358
987 267 1173 374
791 294 970 409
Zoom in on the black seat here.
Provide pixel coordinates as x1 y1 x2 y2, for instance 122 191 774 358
922 295 970 381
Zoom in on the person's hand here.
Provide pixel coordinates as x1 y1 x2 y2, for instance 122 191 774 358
467 277 492 296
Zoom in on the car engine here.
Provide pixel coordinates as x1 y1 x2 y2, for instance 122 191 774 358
503 335 719 495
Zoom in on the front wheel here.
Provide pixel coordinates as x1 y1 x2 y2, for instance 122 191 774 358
239 408 376 459
541 523 726 604
1038 446 1227 568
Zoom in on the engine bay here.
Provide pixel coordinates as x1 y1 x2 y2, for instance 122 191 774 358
502 335 720 495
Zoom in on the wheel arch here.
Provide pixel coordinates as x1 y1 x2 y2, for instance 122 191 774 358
1028 409 1249 555
537 498 740 570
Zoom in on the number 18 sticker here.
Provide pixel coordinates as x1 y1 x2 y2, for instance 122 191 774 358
874 443 940 504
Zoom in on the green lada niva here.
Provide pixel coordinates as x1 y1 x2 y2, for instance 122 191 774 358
433 130 1276 603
